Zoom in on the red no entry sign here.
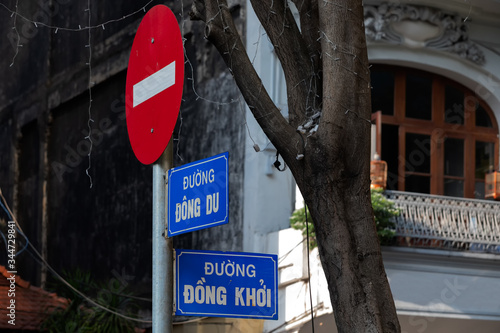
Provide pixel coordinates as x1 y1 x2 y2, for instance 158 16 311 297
126 5 184 165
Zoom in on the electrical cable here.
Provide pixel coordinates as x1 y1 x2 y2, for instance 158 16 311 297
13 227 29 256
0 0 305 326
304 204 316 333
278 238 305 265
0 196 13 220
0 230 7 252
0 197 11 251
47 271 153 303
173 316 209 325
299 131 316 333
21 245 154 326
0 193 29 256
85 0 94 189
0 1 155 33
265 303 325 333
0 188 152 324
0 0 158 317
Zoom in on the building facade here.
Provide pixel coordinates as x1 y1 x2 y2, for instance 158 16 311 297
243 1 500 332
1 0 500 332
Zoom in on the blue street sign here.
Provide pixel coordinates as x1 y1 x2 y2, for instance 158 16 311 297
167 152 228 237
174 249 278 320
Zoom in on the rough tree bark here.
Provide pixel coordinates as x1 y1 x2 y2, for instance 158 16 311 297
190 0 400 332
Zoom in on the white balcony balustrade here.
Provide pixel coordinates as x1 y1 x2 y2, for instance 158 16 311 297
385 191 500 252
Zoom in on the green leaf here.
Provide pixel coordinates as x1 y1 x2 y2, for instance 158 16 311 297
290 189 400 250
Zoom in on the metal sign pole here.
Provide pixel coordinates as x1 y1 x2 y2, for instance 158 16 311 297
152 141 173 332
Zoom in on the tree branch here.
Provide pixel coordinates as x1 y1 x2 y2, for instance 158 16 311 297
249 0 320 127
190 0 301 162
291 0 322 108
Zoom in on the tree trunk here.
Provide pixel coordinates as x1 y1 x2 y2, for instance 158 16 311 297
300 2 400 332
190 0 400 331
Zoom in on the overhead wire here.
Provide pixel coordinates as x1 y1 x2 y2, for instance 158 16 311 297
8 0 20 67
85 0 94 188
2 183 312 323
1 0 322 327
0 192 30 256
304 203 316 333
299 130 316 332
1 0 156 188
0 0 155 33
0 0 238 325
0 188 152 324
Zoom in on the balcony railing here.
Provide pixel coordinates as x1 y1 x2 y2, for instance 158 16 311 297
384 190 500 252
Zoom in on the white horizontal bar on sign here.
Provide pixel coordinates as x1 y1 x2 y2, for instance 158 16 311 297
133 61 176 108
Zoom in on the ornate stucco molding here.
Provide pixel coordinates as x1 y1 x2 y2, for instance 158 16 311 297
364 3 485 65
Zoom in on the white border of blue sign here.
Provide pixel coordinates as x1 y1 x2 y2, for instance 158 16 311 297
174 249 279 320
167 152 228 237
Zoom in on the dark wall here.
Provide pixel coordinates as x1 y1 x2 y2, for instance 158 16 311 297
16 120 41 285
172 2 246 252
0 0 247 305
47 71 153 285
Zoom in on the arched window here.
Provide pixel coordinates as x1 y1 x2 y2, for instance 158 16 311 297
371 66 499 199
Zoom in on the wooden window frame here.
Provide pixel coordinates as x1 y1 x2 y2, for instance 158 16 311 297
372 66 499 198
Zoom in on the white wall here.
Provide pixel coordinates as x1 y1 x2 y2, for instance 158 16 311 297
242 0 297 253
261 229 500 333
